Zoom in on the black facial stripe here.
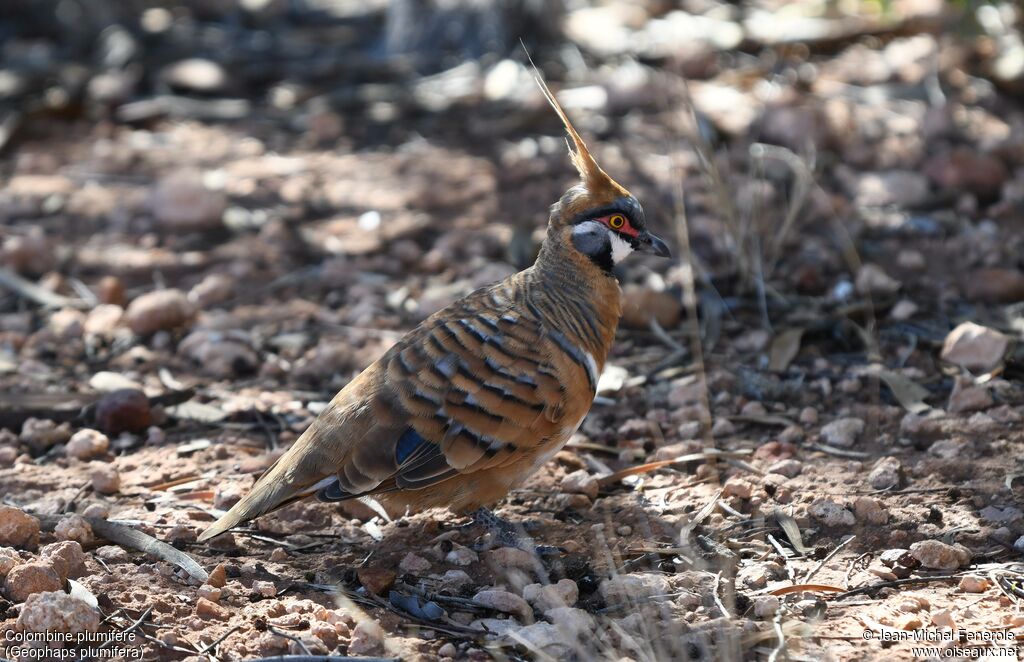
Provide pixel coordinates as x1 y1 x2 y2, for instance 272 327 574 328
568 196 646 229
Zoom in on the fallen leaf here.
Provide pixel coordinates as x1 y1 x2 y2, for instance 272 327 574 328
774 509 812 555
877 370 931 414
768 583 845 596
769 328 804 372
67 579 99 608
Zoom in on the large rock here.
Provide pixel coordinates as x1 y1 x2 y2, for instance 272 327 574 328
16 590 100 635
0 506 40 549
809 498 855 527
4 562 62 602
910 540 971 571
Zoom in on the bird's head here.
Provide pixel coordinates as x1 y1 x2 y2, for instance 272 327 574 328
537 76 671 272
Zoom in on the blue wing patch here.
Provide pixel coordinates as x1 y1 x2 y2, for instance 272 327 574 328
395 428 427 465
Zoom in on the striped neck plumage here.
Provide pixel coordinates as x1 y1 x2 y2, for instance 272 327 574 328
527 235 623 360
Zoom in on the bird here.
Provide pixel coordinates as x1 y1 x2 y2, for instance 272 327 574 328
198 74 671 545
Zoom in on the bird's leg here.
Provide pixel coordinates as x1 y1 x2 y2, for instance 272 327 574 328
466 507 563 556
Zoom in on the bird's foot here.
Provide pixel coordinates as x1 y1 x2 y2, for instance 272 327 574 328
466 507 563 557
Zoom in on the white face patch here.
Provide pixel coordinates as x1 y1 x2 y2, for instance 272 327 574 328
608 231 634 264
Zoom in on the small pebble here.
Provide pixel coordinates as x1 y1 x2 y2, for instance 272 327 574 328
798 407 818 425
20 418 71 453
356 567 396 596
399 552 431 574
753 595 780 618
820 418 864 447
445 544 478 566
809 498 855 527
910 540 971 571
252 580 277 598
125 288 195 335
94 389 152 435
207 564 228 588
473 588 533 622
348 620 384 656
958 575 991 593
41 541 87 581
55 515 94 544
65 429 110 460
94 545 130 564
90 463 121 495
560 469 599 501
196 597 230 620
0 547 20 578
767 459 802 478
868 456 902 490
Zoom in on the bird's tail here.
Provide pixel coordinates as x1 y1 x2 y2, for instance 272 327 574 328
197 443 327 542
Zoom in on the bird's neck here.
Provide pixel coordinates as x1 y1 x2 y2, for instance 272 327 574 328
527 235 623 363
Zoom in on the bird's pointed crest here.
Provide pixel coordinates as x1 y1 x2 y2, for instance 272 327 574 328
528 61 630 205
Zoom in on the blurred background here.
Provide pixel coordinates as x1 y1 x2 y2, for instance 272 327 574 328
2 1 1024 660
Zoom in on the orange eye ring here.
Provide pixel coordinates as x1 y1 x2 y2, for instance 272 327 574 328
608 214 626 229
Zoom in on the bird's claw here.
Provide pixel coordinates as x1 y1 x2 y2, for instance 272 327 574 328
466 507 564 557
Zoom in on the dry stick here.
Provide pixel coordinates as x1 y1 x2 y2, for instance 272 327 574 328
135 628 200 656
266 626 312 655
671 83 718 482
801 535 857 583
0 267 90 309
37 515 208 583
834 574 964 600
752 143 815 276
844 552 874 589
97 606 153 651
712 571 731 619
766 608 788 662
766 534 797 583
647 317 687 354
196 625 243 656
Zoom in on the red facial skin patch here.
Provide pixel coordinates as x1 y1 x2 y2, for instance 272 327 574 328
595 214 639 237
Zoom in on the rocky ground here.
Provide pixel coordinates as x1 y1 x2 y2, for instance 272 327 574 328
2 1 1024 660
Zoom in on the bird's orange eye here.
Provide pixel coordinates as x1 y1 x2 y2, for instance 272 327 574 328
608 215 626 229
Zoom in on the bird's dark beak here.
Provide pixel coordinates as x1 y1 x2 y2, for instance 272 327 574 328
636 231 672 258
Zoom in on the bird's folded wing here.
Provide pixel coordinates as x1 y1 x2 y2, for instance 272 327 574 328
199 287 598 540
320 293 596 499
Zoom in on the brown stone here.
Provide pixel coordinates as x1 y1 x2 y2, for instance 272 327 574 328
356 567 397 596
